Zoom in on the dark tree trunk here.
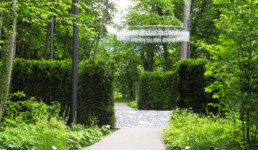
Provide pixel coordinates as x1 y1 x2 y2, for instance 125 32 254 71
129 80 134 99
34 48 37 59
146 50 154 71
63 27 69 59
163 44 171 71
44 21 51 59
141 44 155 72
23 43 27 58
28 17 32 59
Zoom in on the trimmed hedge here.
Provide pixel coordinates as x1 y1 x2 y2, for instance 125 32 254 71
177 59 215 114
10 59 115 127
78 61 115 127
138 71 178 110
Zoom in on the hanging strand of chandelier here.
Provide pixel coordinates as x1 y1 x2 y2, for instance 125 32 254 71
117 25 189 43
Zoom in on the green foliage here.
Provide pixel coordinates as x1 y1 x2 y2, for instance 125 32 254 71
163 108 243 150
10 59 115 127
3 95 60 125
202 0 258 147
138 71 177 110
0 57 7 102
113 57 140 99
78 60 116 128
0 100 108 150
126 0 181 26
177 59 215 114
127 101 138 110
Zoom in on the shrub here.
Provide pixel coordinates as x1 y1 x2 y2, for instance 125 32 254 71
3 95 60 125
0 99 108 150
163 108 243 150
138 71 177 110
176 59 215 114
10 59 115 127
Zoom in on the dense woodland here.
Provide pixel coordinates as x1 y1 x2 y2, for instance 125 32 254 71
0 0 257 149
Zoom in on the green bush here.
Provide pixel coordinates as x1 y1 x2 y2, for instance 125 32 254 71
177 59 215 114
78 60 116 128
10 59 115 127
0 99 108 150
3 94 60 125
138 71 178 110
163 109 243 150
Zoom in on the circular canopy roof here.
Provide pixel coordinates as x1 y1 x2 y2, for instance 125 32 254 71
117 25 189 43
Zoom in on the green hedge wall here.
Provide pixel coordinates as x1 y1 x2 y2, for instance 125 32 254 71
138 71 178 110
78 61 115 127
10 59 115 127
177 59 215 114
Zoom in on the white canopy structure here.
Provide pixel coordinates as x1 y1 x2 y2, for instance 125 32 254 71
117 25 189 43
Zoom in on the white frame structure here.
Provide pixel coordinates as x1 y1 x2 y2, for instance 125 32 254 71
117 25 189 43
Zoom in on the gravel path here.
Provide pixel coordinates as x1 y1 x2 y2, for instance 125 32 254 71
115 103 171 128
83 103 170 150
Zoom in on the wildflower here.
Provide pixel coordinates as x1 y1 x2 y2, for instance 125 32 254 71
30 97 35 100
52 146 57 150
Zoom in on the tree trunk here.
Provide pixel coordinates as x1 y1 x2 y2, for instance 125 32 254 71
0 0 17 122
28 17 32 59
44 21 51 59
50 17 54 60
180 0 191 59
63 27 69 59
93 0 109 60
163 44 171 71
34 48 37 59
141 45 155 72
145 44 155 72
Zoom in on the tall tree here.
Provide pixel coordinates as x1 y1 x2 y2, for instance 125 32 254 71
93 0 109 60
126 0 181 71
205 0 257 147
180 0 191 59
0 0 17 122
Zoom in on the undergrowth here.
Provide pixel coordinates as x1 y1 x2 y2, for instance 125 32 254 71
163 108 244 150
0 93 111 150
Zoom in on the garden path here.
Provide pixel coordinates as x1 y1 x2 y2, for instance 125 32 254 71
84 103 170 150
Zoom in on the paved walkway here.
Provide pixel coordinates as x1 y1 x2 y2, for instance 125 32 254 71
84 103 170 150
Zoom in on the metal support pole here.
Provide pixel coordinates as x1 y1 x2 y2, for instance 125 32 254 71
72 0 79 124
50 17 54 60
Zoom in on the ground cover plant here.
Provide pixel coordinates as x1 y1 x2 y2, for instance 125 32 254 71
0 94 111 150
163 109 245 150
